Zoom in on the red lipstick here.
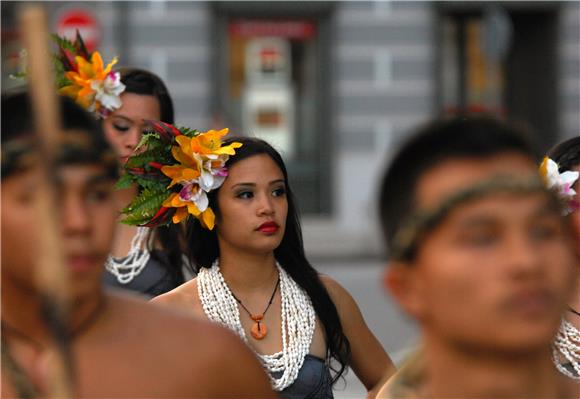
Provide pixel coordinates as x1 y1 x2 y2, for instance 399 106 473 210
257 221 279 234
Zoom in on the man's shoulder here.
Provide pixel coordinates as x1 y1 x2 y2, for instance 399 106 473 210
87 293 274 397
106 291 242 356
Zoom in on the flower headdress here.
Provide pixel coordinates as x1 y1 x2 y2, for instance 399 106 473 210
116 120 242 229
539 157 579 215
53 31 125 118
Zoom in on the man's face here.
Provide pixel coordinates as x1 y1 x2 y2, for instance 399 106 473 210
388 152 577 353
1 163 116 298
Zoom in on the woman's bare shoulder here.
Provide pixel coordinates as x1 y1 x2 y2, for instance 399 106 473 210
150 278 203 316
318 274 351 303
318 274 362 320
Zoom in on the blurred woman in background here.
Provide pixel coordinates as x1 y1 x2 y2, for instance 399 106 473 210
102 68 187 296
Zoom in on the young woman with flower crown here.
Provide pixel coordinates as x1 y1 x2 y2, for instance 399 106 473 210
120 123 395 397
55 33 186 296
541 137 580 380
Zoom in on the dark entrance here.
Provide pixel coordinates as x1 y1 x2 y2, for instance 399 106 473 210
437 2 560 149
212 2 335 215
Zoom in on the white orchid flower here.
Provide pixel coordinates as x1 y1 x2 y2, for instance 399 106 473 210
91 71 126 111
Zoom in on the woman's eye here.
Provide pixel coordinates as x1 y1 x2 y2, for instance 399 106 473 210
236 191 253 199
113 123 129 132
272 187 286 197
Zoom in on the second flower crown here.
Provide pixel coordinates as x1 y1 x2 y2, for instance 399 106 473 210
53 31 125 118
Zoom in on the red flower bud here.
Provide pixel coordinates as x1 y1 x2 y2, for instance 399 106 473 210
145 120 181 142
142 206 174 228
148 162 164 169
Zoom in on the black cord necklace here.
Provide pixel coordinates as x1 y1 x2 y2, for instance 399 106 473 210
230 277 280 340
568 306 580 318
1 298 106 398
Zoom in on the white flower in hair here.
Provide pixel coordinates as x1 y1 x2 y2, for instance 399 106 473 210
92 71 126 112
539 157 579 215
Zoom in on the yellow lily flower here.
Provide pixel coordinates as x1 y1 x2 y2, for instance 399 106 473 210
162 192 216 229
189 129 243 157
161 164 200 189
173 136 198 167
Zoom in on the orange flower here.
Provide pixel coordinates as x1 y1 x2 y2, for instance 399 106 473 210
162 192 216 229
188 129 243 157
161 164 200 189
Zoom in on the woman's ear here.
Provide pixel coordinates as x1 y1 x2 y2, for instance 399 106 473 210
383 261 426 319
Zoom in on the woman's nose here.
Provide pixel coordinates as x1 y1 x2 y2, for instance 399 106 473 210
124 129 141 151
257 195 275 216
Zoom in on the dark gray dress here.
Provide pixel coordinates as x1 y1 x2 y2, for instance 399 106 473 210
279 355 334 399
103 250 182 298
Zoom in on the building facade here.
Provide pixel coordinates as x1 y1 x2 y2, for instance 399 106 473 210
3 1 579 258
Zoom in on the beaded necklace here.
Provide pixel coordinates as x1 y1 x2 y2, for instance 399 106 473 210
552 308 580 380
105 226 151 284
1 299 106 398
197 259 316 391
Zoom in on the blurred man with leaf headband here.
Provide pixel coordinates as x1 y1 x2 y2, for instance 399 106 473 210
376 116 578 398
1 90 275 398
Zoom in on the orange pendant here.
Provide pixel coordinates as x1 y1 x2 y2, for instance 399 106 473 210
250 314 267 340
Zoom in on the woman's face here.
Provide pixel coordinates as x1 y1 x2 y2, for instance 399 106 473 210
102 92 161 165
216 154 288 256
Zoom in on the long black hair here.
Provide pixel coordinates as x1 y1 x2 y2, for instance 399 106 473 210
120 67 174 124
186 137 351 383
548 136 580 173
119 68 186 284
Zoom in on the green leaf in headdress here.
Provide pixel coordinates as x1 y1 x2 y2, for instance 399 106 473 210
114 172 136 190
125 146 174 169
121 188 170 226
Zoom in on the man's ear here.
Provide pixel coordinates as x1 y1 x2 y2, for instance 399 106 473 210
384 261 426 319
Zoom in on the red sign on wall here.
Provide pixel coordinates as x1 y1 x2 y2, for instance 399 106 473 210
229 20 316 39
56 9 101 52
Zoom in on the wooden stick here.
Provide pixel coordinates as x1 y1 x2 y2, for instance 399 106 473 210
19 5 74 399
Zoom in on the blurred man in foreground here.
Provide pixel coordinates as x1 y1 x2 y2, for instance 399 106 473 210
377 116 578 398
1 91 275 398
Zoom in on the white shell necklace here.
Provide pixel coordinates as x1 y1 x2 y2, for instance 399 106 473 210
105 226 151 284
552 318 580 380
197 259 316 391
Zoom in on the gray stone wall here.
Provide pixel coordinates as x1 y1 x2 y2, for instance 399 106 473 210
334 1 436 154
316 1 436 258
560 1 580 140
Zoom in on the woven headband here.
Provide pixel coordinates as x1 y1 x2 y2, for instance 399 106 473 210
1 134 117 178
390 176 557 262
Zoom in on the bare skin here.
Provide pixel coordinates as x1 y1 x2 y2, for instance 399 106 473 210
153 154 395 393
2 292 275 398
380 153 578 398
1 163 275 398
